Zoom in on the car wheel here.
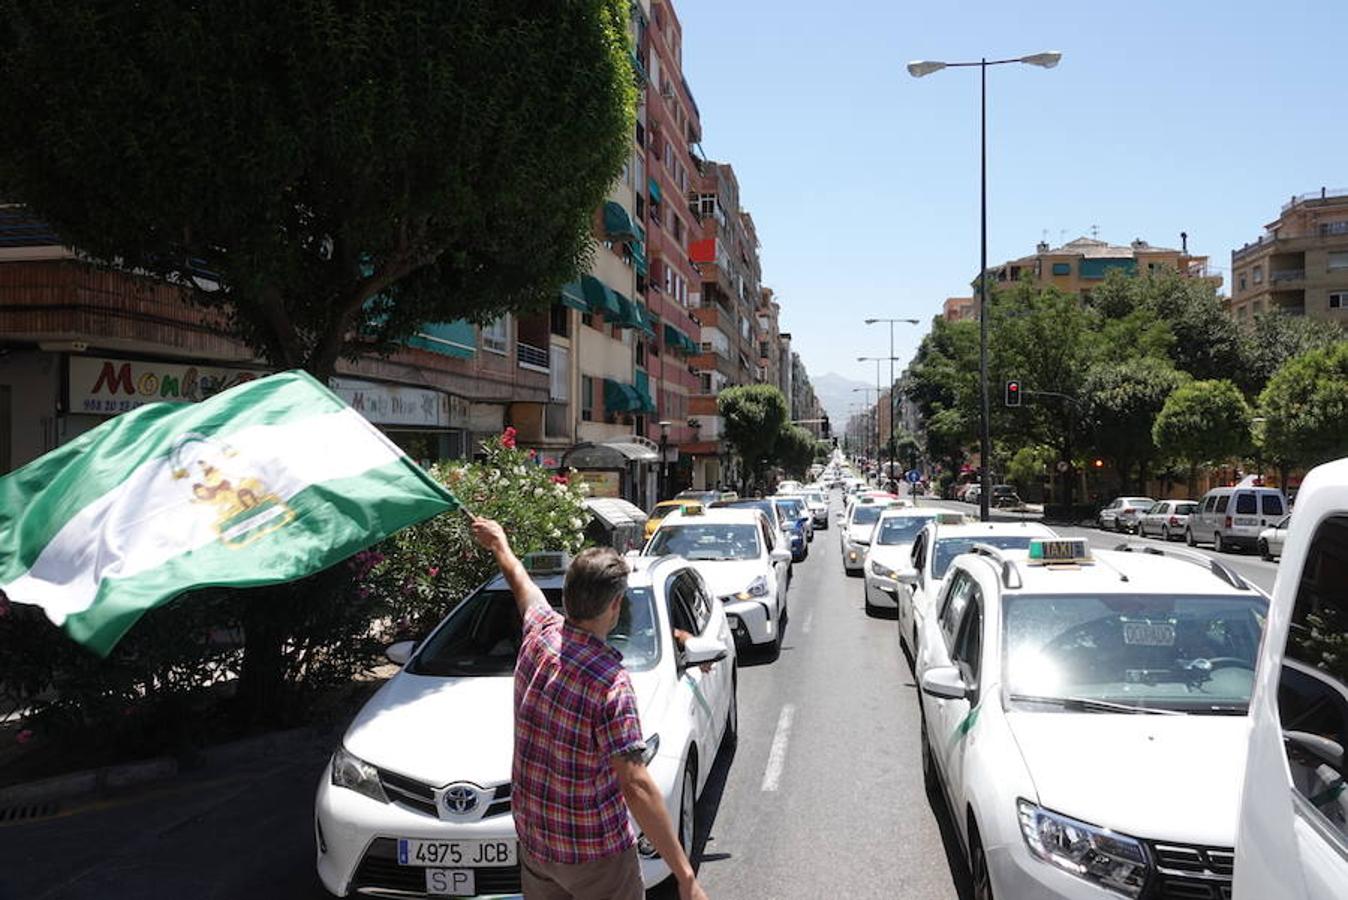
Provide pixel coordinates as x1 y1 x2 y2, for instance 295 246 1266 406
724 670 738 746
1186 528 1196 547
1214 532 1225 553
864 594 880 618
1115 518 1125 533
1259 539 1272 561
920 712 939 797
1161 525 1171 541
970 827 994 900
677 762 696 858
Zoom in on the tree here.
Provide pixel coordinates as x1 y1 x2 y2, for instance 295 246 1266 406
1153 380 1252 495
1084 358 1190 494
1239 312 1342 398
1006 444 1055 496
1258 341 1348 474
718 384 789 494
0 0 636 380
1130 272 1243 382
774 425 817 480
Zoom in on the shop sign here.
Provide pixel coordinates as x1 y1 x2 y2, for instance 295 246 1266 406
574 470 621 498
69 357 268 414
329 378 452 428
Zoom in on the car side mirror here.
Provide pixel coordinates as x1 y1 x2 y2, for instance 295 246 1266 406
920 665 969 701
625 548 642 560
896 567 918 586
771 547 792 564
385 640 416 667
681 633 729 667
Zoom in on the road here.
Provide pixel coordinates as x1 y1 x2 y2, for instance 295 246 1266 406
1 491 966 900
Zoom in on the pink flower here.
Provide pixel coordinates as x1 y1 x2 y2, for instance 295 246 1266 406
551 474 569 485
501 427 517 450
427 566 440 578
16 729 33 745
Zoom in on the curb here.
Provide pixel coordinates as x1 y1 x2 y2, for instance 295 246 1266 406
0 724 328 810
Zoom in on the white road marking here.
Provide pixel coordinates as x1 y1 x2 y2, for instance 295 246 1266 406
802 611 814 634
761 704 796 792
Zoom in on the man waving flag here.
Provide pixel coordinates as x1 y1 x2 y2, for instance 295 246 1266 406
0 371 458 656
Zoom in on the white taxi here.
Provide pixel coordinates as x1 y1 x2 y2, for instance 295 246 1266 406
646 506 792 657
916 538 1268 900
897 520 1058 663
862 508 949 617
839 497 888 575
314 552 737 897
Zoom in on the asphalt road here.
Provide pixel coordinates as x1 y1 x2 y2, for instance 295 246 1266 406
1 490 967 900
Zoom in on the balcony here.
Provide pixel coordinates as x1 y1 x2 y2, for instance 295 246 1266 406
517 341 549 373
1271 269 1306 284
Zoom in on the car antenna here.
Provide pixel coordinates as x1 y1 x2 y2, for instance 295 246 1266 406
1093 553 1130 583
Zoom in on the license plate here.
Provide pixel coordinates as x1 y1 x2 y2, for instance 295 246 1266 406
425 869 475 896
1235 517 1258 526
398 838 517 867
1122 622 1176 646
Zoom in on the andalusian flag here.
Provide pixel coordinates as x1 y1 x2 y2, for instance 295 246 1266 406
0 371 458 655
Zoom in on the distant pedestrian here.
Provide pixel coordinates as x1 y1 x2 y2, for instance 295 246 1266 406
471 516 709 900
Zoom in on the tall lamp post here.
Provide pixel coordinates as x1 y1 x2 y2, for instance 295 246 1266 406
864 318 920 486
658 420 672 501
850 387 878 474
908 51 1061 522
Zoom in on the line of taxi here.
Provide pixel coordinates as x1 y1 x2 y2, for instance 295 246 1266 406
846 493 1271 900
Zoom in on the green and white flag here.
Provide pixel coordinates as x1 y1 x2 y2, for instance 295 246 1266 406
0 370 458 655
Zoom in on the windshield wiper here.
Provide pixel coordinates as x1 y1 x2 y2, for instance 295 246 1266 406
1008 693 1185 716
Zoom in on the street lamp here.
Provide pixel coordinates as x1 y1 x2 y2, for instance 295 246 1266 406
851 386 879 479
858 355 899 486
658 420 672 501
908 50 1061 522
862 316 916 485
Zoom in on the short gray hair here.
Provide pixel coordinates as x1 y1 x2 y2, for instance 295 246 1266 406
563 547 629 620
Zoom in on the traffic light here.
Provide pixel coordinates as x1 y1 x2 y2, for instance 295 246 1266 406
1005 380 1022 407
821 414 831 439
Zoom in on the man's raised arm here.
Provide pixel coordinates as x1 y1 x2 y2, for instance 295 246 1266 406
470 516 547 618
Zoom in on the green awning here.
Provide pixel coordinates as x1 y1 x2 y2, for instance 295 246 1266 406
634 370 658 414
648 177 662 204
627 238 648 277
663 323 685 353
633 302 656 337
613 294 655 336
603 378 643 413
582 275 623 319
407 320 477 359
603 201 639 241
559 279 590 312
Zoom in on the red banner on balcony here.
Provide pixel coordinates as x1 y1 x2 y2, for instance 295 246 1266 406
689 238 715 264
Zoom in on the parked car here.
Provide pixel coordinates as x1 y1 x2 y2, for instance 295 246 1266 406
990 484 1021 508
839 497 886 576
918 537 1268 900
1236 458 1348 899
1097 496 1154 533
1257 514 1290 560
1136 499 1198 541
645 498 703 539
315 552 736 897
1187 479 1288 552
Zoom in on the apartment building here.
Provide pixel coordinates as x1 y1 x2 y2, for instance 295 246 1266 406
981 234 1222 296
943 296 976 321
1229 188 1348 323
756 288 783 393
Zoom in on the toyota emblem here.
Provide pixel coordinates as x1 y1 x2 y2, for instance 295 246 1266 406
442 783 479 815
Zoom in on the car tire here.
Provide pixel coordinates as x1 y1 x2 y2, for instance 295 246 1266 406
970 826 994 900
724 670 738 746
1259 539 1272 561
1214 532 1225 553
677 762 696 861
1161 525 1171 541
1186 528 1197 547
920 712 939 797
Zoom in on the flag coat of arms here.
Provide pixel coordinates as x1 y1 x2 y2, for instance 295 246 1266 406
0 371 458 655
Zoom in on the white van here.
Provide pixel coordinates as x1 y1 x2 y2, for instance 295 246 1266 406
1235 458 1348 899
1187 477 1288 552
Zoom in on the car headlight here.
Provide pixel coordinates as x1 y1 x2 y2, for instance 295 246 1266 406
870 560 897 579
331 746 389 804
1017 800 1146 897
736 576 770 600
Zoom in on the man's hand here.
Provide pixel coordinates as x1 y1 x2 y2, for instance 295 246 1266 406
679 876 710 900
470 516 509 556
673 628 714 673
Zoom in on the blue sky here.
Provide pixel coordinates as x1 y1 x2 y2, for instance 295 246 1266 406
677 0 1347 388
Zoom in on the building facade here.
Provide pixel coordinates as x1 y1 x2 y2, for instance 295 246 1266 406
942 296 976 321
981 235 1221 297
1229 188 1348 323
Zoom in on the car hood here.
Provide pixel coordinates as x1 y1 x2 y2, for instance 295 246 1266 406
1006 710 1248 846
686 559 771 597
344 666 669 787
866 543 913 566
847 524 876 544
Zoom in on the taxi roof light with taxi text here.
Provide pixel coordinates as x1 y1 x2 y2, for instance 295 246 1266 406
1026 539 1093 566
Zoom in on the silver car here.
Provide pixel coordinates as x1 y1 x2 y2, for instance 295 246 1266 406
1098 496 1155 533
1257 515 1291 560
1137 499 1198 541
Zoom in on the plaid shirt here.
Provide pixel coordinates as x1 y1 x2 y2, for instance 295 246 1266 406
513 603 645 864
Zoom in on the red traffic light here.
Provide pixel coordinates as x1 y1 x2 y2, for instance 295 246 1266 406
1005 380 1022 407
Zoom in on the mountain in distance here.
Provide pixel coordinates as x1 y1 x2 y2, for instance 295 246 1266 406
811 372 872 428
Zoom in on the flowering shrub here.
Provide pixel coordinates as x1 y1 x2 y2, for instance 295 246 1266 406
366 432 591 634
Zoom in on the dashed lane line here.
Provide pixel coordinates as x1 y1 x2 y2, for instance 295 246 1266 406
760 703 796 792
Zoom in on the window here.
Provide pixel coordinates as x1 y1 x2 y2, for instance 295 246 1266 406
698 193 716 217
1216 495 1230 514
1321 221 1348 236
939 570 974 647
951 595 983 687
549 346 570 401
635 193 645 221
635 341 646 367
1262 494 1285 516
1277 516 1348 843
1239 274 1247 292
1203 496 1217 514
581 376 595 421
1051 262 1071 276
1235 492 1257 515
1331 292 1347 310
550 303 570 338
672 214 683 241
1253 265 1264 284
481 315 509 354
1328 251 1348 271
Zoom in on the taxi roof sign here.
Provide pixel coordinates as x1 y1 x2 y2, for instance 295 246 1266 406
1027 538 1093 566
522 551 572 574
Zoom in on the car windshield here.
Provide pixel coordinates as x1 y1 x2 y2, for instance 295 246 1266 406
409 587 661 676
647 523 761 561
876 515 936 545
1004 593 1267 713
775 500 804 520
932 535 1037 579
805 492 824 504
851 505 883 526
1175 502 1198 514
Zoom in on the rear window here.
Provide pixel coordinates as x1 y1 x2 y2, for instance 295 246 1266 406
1175 502 1198 515
851 506 883 526
1261 494 1285 516
1235 493 1257 515
1216 496 1230 513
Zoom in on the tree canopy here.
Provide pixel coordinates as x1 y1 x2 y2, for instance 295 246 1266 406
1084 357 1190 493
775 425 817 479
0 0 637 378
1258 341 1348 469
1153 379 1252 484
718 384 789 492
